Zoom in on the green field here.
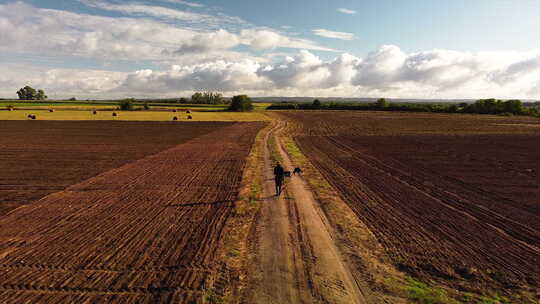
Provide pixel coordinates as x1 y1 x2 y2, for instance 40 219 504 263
0 109 269 121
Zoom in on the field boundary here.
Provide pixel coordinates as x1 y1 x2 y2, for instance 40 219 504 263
204 121 272 303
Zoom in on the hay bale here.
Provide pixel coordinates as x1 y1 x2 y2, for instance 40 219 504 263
29 114 36 120
112 112 117 117
49 109 54 113
173 116 178 121
172 109 177 113
187 115 193 120
186 110 191 114
27 114 33 119
8 108 13 111
93 110 97 114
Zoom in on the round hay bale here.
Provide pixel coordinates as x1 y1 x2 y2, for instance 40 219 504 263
172 109 177 113
31 115 36 120
173 116 178 121
93 110 97 114
112 112 117 117
8 108 13 111
187 115 193 120
49 109 54 113
186 110 191 114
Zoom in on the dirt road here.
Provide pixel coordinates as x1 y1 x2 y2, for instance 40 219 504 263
247 122 366 304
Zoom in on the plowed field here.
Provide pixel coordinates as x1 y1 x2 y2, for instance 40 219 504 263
0 121 264 303
279 111 540 295
0 121 226 215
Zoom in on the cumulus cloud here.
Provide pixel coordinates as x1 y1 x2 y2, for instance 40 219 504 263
489 54 540 85
4 46 540 99
337 8 356 14
312 29 356 41
116 46 540 98
114 60 271 94
0 64 127 98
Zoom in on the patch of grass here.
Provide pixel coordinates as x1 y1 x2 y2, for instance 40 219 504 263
0 109 269 121
210 122 271 303
477 294 512 304
404 277 459 304
203 288 223 304
268 135 283 163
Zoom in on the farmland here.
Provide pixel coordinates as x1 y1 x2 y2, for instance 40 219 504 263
0 121 265 302
278 111 540 298
0 109 269 121
0 121 226 215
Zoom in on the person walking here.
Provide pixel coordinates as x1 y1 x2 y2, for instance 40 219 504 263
273 162 285 196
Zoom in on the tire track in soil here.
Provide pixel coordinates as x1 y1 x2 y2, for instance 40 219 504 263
247 121 366 304
0 122 264 303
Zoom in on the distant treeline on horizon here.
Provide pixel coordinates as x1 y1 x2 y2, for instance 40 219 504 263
267 98 540 117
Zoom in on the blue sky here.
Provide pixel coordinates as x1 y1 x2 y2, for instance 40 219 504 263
1 0 540 98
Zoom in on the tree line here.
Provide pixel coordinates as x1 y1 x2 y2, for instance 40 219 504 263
267 98 540 117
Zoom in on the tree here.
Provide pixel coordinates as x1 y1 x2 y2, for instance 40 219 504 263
120 98 134 111
36 89 47 100
502 99 523 114
191 91 224 104
17 86 38 100
376 98 388 109
191 92 204 104
203 91 223 104
312 99 321 108
228 95 253 112
178 97 188 103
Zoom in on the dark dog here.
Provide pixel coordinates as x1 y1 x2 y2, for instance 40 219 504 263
293 167 302 175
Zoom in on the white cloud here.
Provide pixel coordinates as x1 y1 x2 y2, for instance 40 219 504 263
0 64 127 98
114 47 540 98
80 0 202 20
159 0 204 8
4 46 540 99
113 60 272 94
337 8 356 14
0 1 334 62
240 29 337 52
312 29 356 41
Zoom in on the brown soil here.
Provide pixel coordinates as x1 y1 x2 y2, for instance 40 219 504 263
0 121 229 215
278 111 540 298
0 122 265 303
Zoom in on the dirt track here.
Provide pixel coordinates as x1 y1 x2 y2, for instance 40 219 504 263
0 122 264 303
246 121 366 304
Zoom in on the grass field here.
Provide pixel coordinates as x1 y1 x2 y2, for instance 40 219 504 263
0 109 269 121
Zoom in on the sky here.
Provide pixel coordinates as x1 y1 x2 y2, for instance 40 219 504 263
1 0 540 99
